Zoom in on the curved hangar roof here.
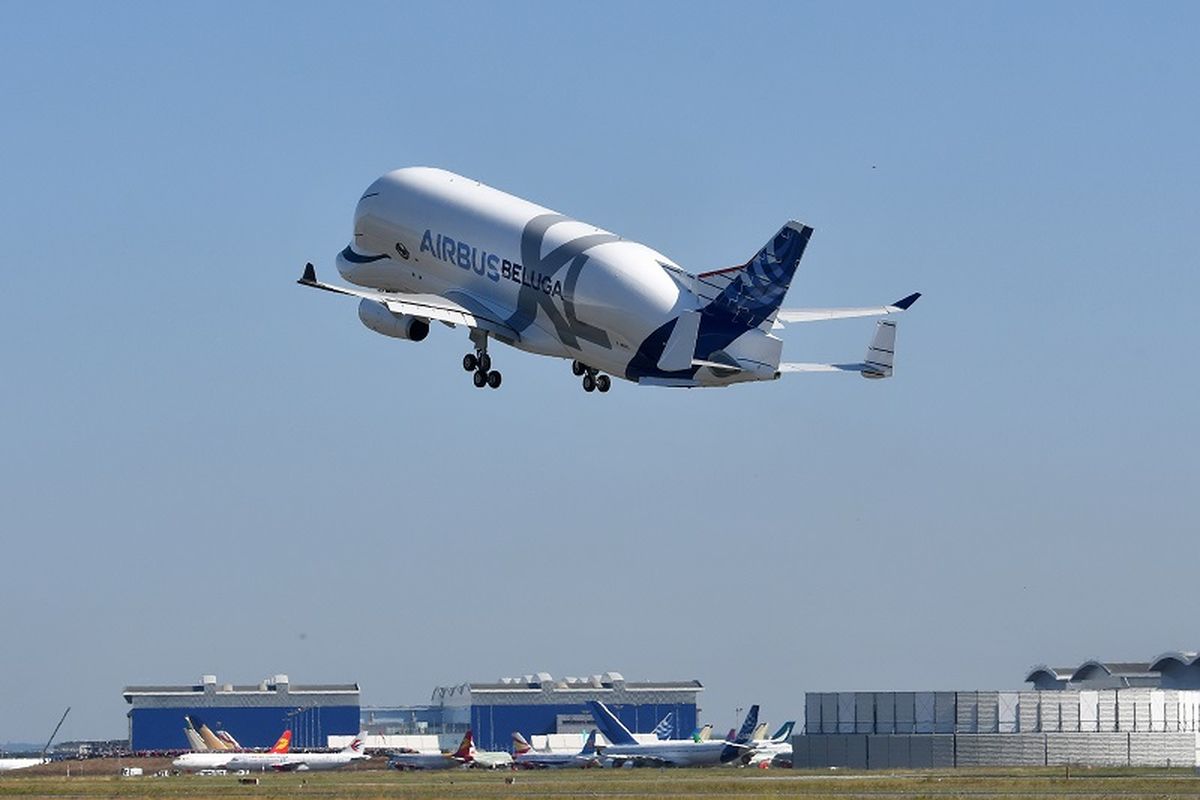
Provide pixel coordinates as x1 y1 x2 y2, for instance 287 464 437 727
1026 653 1200 689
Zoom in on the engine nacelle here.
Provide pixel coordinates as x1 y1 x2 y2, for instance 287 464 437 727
358 299 429 341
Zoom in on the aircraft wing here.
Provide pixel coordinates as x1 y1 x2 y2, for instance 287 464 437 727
298 264 521 342
776 292 920 324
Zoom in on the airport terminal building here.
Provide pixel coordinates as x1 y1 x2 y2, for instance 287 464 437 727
793 652 1200 769
123 674 360 751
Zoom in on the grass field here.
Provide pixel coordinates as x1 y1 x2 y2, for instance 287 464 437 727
5 761 1200 800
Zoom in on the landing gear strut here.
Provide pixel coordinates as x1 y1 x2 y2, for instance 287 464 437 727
575 363 612 393
465 331 501 390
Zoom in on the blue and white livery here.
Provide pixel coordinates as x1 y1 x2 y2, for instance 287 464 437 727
299 167 920 392
586 701 758 767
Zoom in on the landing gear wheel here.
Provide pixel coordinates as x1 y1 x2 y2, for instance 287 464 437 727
473 370 488 388
571 360 586 376
463 353 478 372
487 371 502 389
582 374 596 392
596 374 611 393
478 353 492 373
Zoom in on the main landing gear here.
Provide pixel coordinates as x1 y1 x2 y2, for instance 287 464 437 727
464 334 501 389
572 360 611 393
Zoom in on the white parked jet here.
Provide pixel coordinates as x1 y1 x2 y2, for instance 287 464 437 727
300 167 919 392
224 736 369 772
587 701 758 767
511 730 599 769
172 730 291 772
387 731 473 771
742 721 796 767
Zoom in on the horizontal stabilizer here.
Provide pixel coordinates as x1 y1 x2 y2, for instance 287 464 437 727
691 358 746 372
779 320 900 379
777 292 920 324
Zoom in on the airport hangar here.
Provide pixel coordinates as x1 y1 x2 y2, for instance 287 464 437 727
124 671 700 752
792 651 1200 769
364 672 702 752
123 675 360 751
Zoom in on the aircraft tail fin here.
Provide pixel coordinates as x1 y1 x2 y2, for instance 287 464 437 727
452 731 474 761
580 729 598 756
192 716 230 751
343 736 365 754
652 712 675 740
696 221 813 330
750 722 768 741
269 730 292 753
735 705 760 742
720 705 760 764
183 717 207 751
771 721 795 742
585 701 638 746
511 732 532 755
216 730 241 749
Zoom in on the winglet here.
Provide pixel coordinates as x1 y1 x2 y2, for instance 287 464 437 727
892 292 921 310
299 263 317 285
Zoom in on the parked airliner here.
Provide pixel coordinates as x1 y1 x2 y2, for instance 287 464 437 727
587 701 758 767
224 737 368 772
387 732 473 771
300 168 919 392
512 730 599 769
172 730 291 772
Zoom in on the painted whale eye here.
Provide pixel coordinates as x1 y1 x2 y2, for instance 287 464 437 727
396 243 410 259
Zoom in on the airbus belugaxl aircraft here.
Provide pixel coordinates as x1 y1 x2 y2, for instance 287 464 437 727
299 168 919 392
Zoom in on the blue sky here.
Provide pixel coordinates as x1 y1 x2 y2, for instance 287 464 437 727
1 2 1197 741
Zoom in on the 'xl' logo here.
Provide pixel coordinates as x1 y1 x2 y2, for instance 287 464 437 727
504 214 617 350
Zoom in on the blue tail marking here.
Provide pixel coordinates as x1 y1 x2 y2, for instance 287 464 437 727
586 701 638 746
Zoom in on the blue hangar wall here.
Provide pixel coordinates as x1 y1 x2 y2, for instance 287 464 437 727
123 675 360 751
437 673 704 753
469 701 698 752
127 704 360 751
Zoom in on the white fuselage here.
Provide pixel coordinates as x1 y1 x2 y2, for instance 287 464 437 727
387 751 465 770
172 752 237 771
339 168 776 386
223 750 365 772
599 739 737 768
0 758 47 772
514 750 596 769
746 740 793 766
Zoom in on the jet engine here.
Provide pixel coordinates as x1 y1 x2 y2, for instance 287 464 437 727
358 299 429 341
